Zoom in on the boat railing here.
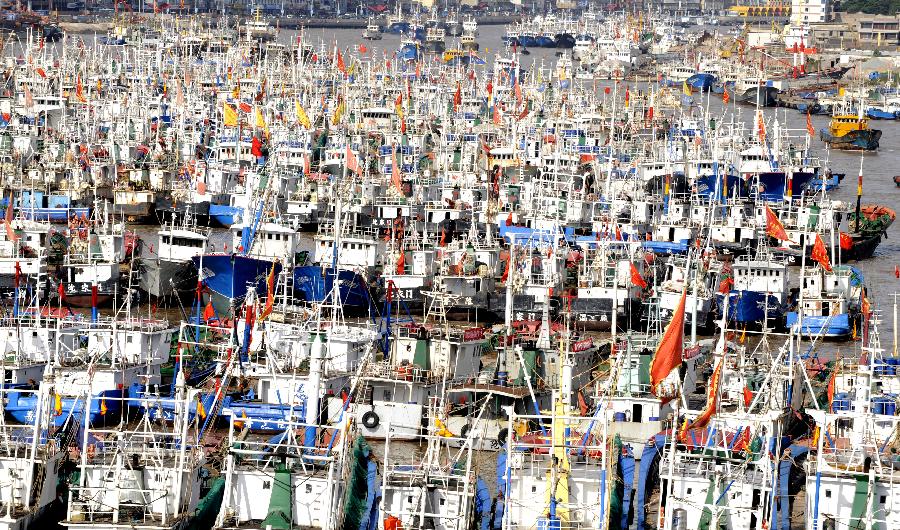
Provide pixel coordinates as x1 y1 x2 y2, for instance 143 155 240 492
364 360 433 383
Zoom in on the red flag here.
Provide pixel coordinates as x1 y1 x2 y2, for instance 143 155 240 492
57 282 65 301
630 263 647 289
517 101 529 121
251 136 263 158
839 231 853 250
505 212 513 227
827 369 836 413
336 50 346 73
501 254 511 283
806 112 815 136
492 105 501 125
396 251 405 274
453 82 461 112
615 224 623 241
722 89 730 103
765 206 789 241
35 67 46 78
439 228 446 247
743 386 753 408
238 102 252 113
203 302 216 322
895 265 899 279
811 233 832 272
486 79 493 98
345 145 360 175
650 290 687 402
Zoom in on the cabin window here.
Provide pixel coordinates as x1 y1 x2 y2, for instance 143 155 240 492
407 496 413 504
263 481 271 490
881 495 887 504
126 335 134 344
440 498 446 506
532 486 537 493
306 484 313 493
383 390 391 400
687 488 692 495
825 490 831 498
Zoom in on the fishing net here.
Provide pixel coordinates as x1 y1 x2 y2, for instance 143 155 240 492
341 435 372 530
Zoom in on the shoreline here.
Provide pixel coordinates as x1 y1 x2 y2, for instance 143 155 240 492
56 14 519 33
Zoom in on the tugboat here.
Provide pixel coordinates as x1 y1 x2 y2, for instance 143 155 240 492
820 113 882 151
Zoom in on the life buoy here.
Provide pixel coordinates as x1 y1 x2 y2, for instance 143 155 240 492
497 427 509 445
362 410 380 429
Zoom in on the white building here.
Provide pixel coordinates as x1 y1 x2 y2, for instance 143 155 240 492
792 0 832 24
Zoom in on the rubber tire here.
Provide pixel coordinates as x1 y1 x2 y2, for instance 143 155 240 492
362 410 380 429
497 427 509 445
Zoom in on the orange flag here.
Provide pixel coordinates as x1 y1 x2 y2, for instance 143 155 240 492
391 146 402 191
492 104 501 125
75 75 86 103
259 261 277 320
765 206 789 241
453 82 462 112
757 111 766 143
811 233 832 272
650 289 686 403
396 251 405 274
722 89 730 103
806 112 815 137
683 356 723 436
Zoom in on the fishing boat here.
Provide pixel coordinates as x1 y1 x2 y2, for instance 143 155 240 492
62 384 215 530
137 217 207 300
820 114 882 151
363 19 382 40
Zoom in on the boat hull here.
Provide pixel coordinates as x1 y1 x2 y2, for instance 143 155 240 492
293 266 370 309
820 128 882 151
785 312 852 339
138 257 198 299
192 254 281 316
716 290 784 324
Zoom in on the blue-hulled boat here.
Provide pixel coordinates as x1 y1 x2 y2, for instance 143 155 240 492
535 33 556 48
717 290 786 324
686 73 717 92
866 107 899 120
785 312 851 339
192 254 282 316
398 39 422 61
293 266 370 308
7 387 126 427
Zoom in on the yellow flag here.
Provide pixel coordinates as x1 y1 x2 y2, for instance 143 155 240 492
232 85 240 99
223 102 238 127
838 86 845 97
683 80 692 96
255 107 268 133
54 393 62 415
332 98 345 126
295 100 311 129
